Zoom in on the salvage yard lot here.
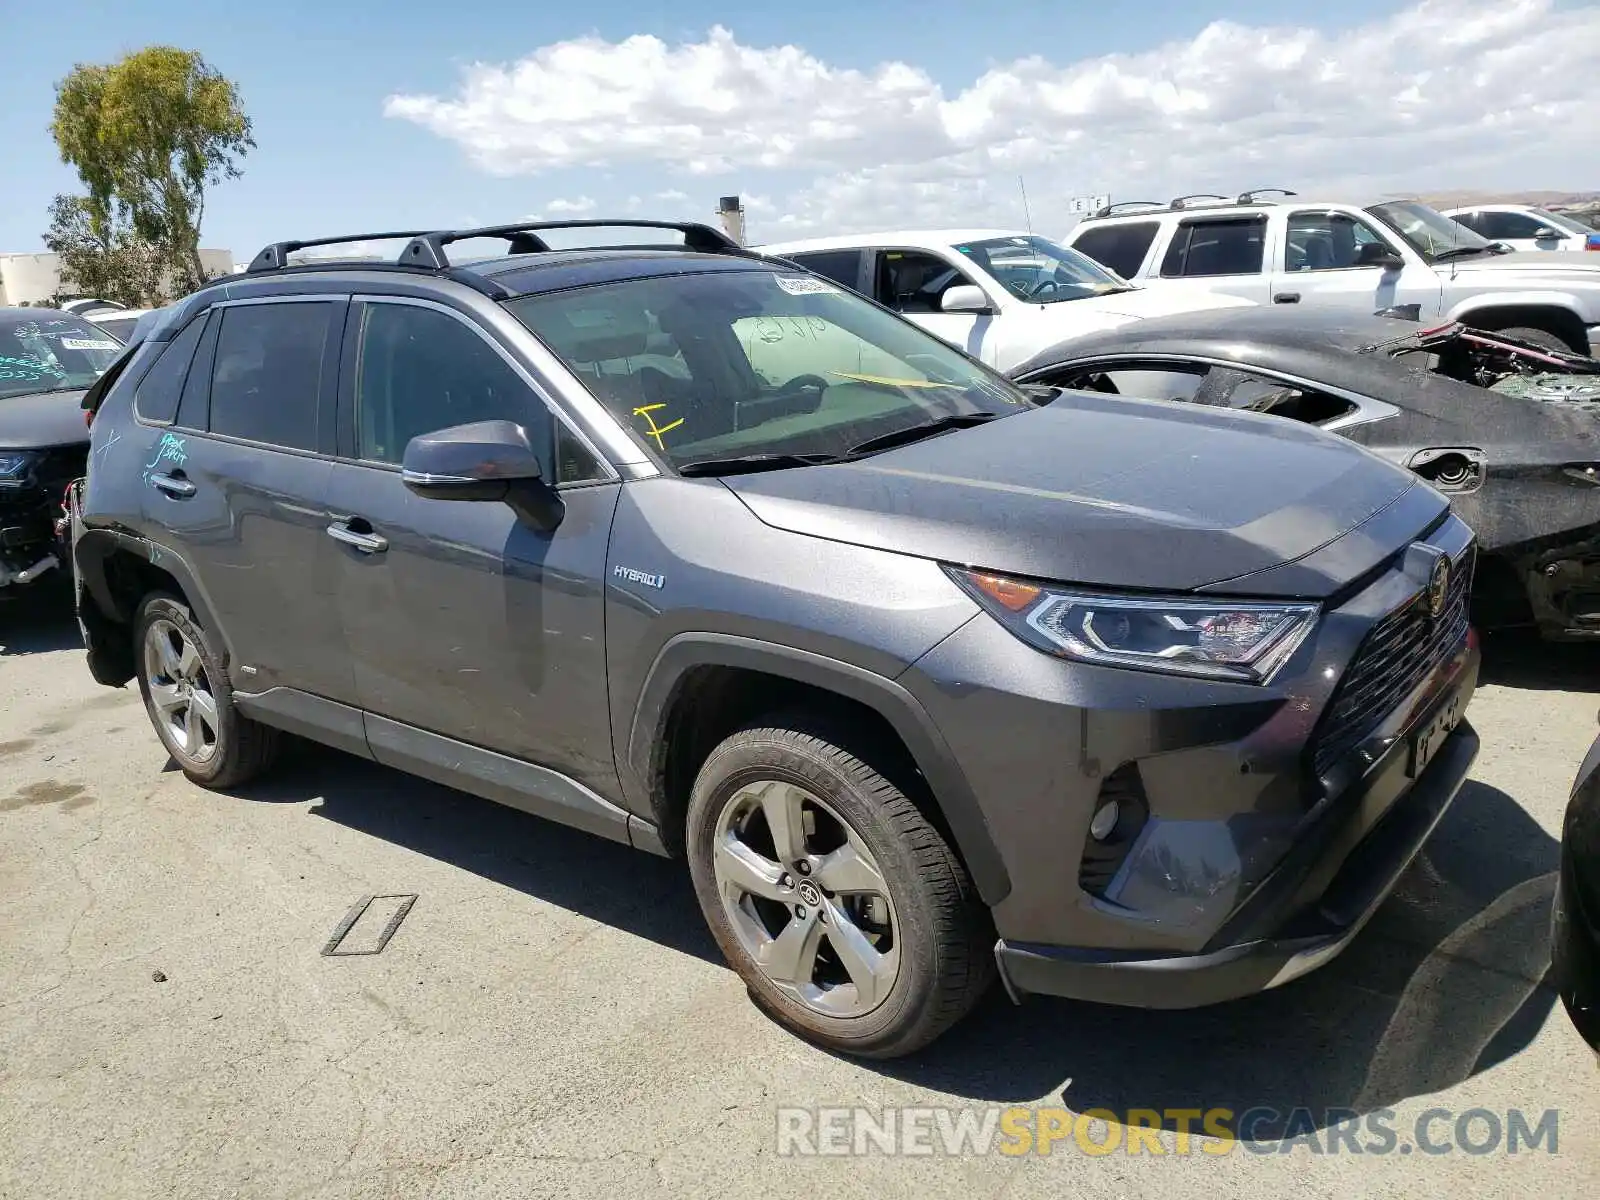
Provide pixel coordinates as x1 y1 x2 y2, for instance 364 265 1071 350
1 588 1595 1199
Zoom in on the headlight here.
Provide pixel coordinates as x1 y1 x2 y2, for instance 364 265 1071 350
0 451 36 483
949 567 1318 683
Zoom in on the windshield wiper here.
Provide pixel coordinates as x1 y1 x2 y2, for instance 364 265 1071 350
1433 245 1496 262
677 452 843 477
842 412 1006 458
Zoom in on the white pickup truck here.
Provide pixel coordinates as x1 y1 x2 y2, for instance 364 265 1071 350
1063 192 1600 355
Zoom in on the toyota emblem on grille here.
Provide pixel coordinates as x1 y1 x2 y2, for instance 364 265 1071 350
1428 554 1451 619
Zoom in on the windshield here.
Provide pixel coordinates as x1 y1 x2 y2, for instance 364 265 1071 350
1532 208 1597 235
0 312 122 400
1366 201 1493 259
506 269 1031 471
954 234 1132 303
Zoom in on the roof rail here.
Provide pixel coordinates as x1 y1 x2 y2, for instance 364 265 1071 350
398 219 752 270
1089 200 1164 219
1169 194 1231 211
1236 188 1297 205
246 230 436 274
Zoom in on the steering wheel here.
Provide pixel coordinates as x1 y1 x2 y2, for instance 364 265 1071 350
777 373 830 397
1027 279 1061 300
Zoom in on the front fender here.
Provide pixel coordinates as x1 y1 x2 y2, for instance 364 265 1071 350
1447 291 1591 324
624 631 1012 905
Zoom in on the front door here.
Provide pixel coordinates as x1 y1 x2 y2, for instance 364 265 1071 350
324 296 620 796
1272 209 1444 317
870 249 998 363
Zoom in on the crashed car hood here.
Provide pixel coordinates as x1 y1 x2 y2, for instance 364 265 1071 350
0 388 89 450
722 393 1427 594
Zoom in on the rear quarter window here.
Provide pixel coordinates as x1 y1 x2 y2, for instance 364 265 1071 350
1069 222 1160 278
132 316 207 425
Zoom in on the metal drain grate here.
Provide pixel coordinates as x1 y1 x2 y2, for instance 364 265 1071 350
321 894 418 956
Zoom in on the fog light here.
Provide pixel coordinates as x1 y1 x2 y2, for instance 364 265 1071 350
1089 800 1120 841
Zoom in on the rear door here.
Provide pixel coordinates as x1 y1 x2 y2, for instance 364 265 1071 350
1149 213 1274 305
140 296 354 701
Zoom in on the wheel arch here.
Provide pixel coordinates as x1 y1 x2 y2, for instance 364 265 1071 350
625 633 1012 906
1447 295 1589 352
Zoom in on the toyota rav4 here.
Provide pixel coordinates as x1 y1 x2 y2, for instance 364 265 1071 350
71 218 1480 1058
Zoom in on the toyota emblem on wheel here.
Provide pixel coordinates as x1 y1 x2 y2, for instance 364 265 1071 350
797 879 823 907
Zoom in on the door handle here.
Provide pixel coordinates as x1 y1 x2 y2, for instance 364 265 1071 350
1273 292 1301 304
149 472 196 498
326 520 388 554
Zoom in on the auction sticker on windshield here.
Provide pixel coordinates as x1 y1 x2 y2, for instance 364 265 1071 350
774 274 841 295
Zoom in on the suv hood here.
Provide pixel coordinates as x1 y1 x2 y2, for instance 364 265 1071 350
722 392 1429 594
0 388 90 450
1449 250 1600 278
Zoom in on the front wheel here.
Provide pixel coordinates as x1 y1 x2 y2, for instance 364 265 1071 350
1492 325 1581 355
134 593 279 788
686 719 993 1058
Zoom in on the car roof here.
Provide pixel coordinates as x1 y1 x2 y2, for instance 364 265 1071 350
1074 199 1386 226
759 229 1027 254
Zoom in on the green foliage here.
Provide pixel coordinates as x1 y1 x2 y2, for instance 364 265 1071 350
43 194 168 307
50 46 253 296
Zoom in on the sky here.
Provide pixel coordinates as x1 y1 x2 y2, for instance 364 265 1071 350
2 0 1597 261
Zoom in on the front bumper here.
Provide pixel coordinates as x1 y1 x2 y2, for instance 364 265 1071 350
996 710 1478 1006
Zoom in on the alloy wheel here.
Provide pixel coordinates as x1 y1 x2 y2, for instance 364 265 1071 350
143 618 219 764
711 779 901 1018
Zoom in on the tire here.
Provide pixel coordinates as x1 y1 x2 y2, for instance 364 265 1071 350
133 592 279 788
686 717 994 1058
1492 325 1581 354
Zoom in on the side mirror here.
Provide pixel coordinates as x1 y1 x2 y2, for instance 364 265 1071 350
1355 243 1404 270
940 284 992 314
1532 227 1562 241
401 419 562 529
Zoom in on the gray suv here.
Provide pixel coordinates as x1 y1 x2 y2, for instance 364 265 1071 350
72 219 1481 1058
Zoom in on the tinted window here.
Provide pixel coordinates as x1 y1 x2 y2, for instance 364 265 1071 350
208 303 331 450
786 251 862 290
874 250 978 313
1450 211 1485 234
1160 218 1266 277
356 302 545 467
1285 211 1389 271
1478 210 1549 240
132 315 207 424
506 269 1028 472
1070 222 1159 278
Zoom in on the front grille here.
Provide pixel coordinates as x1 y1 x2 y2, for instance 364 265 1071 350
1310 545 1474 778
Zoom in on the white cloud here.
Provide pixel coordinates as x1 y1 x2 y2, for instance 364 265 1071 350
544 196 597 215
386 1 1600 235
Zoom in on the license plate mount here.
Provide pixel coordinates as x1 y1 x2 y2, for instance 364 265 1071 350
1408 691 1463 779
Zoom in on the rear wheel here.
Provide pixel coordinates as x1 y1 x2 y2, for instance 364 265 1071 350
686 719 993 1058
134 593 279 788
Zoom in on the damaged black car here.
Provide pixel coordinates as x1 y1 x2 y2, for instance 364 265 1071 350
1010 309 1600 640
0 308 122 594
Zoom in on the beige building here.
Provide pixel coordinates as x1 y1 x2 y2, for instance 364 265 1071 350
0 248 238 307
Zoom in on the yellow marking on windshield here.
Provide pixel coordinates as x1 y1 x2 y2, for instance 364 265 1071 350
830 371 961 389
632 403 684 449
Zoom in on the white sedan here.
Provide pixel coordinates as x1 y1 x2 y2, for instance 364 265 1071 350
757 229 1253 373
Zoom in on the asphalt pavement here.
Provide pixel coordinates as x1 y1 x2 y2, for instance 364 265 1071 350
0 582 1595 1198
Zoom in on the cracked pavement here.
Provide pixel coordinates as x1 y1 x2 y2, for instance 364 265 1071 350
0 589 1595 1198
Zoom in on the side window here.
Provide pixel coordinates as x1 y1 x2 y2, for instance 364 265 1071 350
873 250 978 314
1451 211 1485 235
132 315 206 424
1202 367 1358 425
1285 212 1391 272
1046 363 1207 403
787 251 863 292
208 302 332 450
1479 211 1545 240
1070 222 1159 278
1159 218 1266 277
355 301 549 470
